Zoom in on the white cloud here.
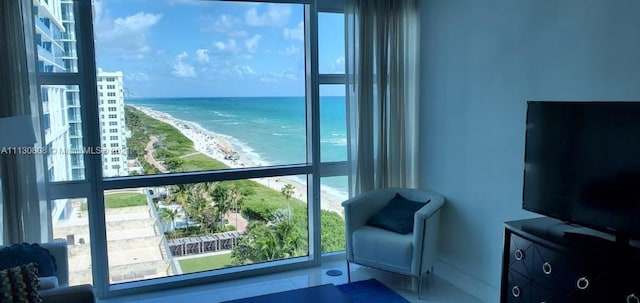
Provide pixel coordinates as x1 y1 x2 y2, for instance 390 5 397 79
330 56 345 73
244 34 262 53
284 22 304 41
94 10 162 60
245 4 291 27
200 14 247 37
279 44 300 55
231 65 257 76
172 52 197 78
260 68 298 82
215 14 234 31
196 49 210 63
126 72 150 81
213 39 240 54
202 60 257 79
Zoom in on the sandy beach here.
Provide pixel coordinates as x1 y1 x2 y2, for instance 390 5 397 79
135 106 348 216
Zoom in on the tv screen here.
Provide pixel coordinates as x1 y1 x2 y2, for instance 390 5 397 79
523 101 640 239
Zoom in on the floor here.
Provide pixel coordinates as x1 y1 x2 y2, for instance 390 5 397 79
99 260 483 303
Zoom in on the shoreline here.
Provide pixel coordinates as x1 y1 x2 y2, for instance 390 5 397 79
132 106 347 216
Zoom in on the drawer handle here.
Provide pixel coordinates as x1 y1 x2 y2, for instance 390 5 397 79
576 277 589 290
542 262 552 275
512 286 521 298
514 249 525 260
628 293 639 303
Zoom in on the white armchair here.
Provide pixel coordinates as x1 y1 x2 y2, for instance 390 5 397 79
342 188 445 293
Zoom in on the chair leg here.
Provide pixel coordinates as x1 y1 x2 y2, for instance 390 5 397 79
418 274 425 299
417 267 434 299
346 261 351 282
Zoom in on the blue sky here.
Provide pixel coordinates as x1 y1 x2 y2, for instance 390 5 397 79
93 0 345 98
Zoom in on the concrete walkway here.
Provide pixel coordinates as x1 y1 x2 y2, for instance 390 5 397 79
145 136 169 173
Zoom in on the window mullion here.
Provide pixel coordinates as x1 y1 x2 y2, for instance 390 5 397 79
75 0 109 297
102 164 312 190
39 73 81 85
305 3 323 264
318 74 346 84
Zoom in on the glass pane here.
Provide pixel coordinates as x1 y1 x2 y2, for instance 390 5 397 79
34 0 78 73
92 0 307 177
52 198 93 286
105 176 309 284
318 12 345 74
320 85 347 162
42 85 85 181
320 176 347 253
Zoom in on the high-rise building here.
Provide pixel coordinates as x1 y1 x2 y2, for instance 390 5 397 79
34 0 129 224
60 0 84 181
34 0 71 183
97 70 129 178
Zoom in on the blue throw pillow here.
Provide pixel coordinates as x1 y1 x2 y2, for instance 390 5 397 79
0 243 57 278
367 193 430 234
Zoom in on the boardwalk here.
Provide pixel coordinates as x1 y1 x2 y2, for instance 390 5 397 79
144 136 169 173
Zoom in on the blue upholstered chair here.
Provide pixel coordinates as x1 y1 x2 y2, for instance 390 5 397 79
342 188 445 295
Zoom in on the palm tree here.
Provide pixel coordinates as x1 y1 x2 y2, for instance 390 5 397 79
195 182 216 201
187 197 215 234
158 207 178 238
211 184 233 229
169 184 194 230
281 184 295 200
231 209 303 264
228 184 242 212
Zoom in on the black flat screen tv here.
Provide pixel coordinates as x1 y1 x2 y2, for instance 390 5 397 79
523 101 640 242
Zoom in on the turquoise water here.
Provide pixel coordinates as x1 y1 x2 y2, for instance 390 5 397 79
126 97 348 194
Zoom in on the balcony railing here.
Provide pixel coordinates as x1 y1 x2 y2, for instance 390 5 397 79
62 13 74 22
61 51 77 58
59 33 75 40
67 100 80 107
69 129 82 137
37 45 65 69
69 115 82 122
34 18 51 38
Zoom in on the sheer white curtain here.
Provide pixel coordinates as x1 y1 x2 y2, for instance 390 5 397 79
346 0 421 195
0 0 49 244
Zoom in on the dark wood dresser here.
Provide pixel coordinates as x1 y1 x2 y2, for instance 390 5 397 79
501 217 640 303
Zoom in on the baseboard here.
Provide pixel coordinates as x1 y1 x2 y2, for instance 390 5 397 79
433 259 500 303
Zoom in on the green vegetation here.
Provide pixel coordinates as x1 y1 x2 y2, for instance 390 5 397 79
105 192 147 208
179 154 228 171
126 106 227 174
178 253 234 273
82 192 147 210
232 210 304 264
320 210 346 253
126 105 345 267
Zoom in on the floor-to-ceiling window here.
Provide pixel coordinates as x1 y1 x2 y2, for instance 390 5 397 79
35 0 347 298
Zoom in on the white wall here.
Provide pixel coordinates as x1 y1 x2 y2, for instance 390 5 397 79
418 0 640 301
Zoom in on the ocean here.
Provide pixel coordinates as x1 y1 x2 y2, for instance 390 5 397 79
126 97 349 196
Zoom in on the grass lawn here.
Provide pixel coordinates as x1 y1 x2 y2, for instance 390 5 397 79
179 153 228 171
178 253 234 273
104 192 147 208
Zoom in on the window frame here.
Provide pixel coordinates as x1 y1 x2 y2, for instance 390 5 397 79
39 0 348 298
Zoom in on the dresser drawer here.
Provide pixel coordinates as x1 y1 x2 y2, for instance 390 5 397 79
509 233 534 277
501 218 640 303
531 284 560 303
531 243 570 293
507 270 531 303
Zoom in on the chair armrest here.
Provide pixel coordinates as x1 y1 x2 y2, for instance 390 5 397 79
342 189 398 231
40 284 95 303
414 191 445 220
412 191 445 275
40 241 69 287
